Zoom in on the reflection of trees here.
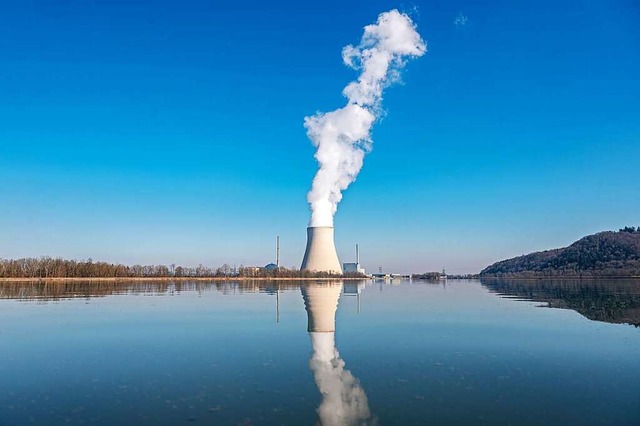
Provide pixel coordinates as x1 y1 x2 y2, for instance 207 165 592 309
482 279 640 327
0 280 318 302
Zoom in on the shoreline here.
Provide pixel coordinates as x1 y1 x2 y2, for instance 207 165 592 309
0 276 368 283
3 276 638 283
480 276 640 280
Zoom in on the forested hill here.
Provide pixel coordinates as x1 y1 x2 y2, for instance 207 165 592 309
481 227 640 277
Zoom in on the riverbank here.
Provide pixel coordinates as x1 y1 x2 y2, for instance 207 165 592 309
0 276 367 283
480 275 640 280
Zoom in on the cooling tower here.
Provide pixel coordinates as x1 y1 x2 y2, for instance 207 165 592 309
302 282 343 332
300 226 342 273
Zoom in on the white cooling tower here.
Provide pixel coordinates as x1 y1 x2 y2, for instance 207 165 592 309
301 282 343 332
300 227 342 273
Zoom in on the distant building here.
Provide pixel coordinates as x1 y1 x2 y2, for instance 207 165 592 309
263 236 280 272
343 244 366 275
343 262 366 275
371 273 390 279
264 263 278 272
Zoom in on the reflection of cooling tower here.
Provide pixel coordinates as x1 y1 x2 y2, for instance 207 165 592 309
302 282 372 425
301 227 342 273
302 282 343 332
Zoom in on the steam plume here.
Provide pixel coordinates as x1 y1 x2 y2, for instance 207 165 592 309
305 9 426 227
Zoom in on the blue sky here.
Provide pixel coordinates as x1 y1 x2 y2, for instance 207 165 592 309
1 0 638 273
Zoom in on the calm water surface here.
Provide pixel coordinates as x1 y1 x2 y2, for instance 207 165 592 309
1 279 639 425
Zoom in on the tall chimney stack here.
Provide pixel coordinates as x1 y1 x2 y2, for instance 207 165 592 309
276 236 280 268
300 227 342 273
356 244 359 264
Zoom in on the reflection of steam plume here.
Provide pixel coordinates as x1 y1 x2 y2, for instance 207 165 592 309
305 10 426 227
302 283 372 425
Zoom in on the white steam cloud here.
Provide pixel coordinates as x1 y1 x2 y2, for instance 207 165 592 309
305 9 426 227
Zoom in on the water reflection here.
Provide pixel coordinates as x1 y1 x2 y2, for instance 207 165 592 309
2 279 639 424
0 280 305 301
302 282 372 426
482 278 640 327
5 279 639 330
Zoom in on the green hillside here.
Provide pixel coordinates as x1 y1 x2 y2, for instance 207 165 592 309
481 227 640 277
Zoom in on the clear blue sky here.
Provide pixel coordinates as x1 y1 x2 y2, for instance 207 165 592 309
1 0 638 274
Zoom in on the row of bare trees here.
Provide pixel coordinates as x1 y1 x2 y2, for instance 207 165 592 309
0 257 359 279
0 257 170 278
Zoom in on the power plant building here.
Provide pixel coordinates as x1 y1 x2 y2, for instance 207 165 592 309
343 262 365 275
342 244 365 275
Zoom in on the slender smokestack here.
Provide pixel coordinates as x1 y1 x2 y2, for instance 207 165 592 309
301 227 342 273
356 244 359 264
276 236 280 268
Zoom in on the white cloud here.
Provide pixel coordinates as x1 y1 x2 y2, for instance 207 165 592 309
454 13 468 27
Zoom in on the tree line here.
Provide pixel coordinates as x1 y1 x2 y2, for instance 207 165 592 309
412 272 443 280
0 257 365 279
620 226 640 233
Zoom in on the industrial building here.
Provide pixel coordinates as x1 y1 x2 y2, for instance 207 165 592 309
343 244 366 275
264 236 280 271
